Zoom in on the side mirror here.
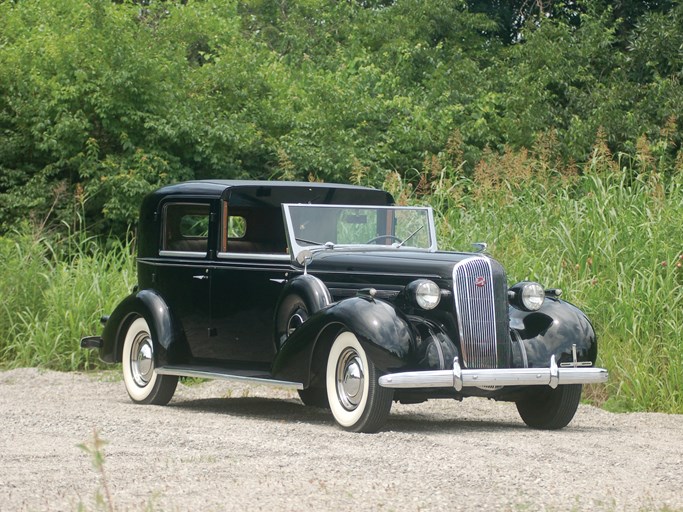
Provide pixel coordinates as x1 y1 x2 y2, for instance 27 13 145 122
296 250 313 274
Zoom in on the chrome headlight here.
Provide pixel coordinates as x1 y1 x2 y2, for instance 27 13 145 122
408 279 441 310
509 281 545 311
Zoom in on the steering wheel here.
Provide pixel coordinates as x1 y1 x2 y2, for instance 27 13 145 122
365 234 404 245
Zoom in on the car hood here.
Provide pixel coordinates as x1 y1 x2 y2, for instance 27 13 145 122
305 249 496 282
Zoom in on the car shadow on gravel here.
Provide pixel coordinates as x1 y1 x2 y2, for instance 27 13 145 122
168 396 333 425
166 396 603 434
384 414 608 434
385 415 527 433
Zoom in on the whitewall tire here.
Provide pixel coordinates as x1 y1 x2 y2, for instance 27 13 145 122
326 331 393 433
121 317 177 405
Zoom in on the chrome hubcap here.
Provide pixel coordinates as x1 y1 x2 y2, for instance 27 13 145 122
286 311 306 336
336 348 364 411
130 332 154 387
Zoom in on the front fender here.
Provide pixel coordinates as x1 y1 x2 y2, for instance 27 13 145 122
101 289 188 366
510 298 597 368
277 274 331 313
272 297 414 386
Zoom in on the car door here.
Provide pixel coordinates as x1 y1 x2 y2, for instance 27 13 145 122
210 261 289 363
208 203 291 363
154 200 214 359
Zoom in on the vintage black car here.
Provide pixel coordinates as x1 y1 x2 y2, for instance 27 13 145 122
82 180 608 433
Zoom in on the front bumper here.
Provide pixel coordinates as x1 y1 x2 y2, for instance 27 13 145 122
378 356 608 391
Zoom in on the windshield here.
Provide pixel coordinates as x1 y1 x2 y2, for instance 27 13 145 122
283 204 437 258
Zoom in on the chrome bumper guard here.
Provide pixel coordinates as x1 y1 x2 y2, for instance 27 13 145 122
80 336 103 349
378 356 608 391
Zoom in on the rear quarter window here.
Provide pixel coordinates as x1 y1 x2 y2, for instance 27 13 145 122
162 203 210 254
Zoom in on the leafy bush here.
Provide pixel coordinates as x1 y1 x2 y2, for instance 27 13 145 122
1 0 682 237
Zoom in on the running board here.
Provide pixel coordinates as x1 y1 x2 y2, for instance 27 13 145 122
155 365 304 390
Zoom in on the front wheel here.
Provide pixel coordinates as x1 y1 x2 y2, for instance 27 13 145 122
515 384 582 430
326 331 393 433
275 294 309 347
122 317 178 405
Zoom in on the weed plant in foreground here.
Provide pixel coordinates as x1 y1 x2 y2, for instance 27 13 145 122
78 429 115 512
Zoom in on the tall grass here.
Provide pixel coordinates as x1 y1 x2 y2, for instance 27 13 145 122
0 225 135 370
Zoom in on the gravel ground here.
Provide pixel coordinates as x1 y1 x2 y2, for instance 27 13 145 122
1 368 682 512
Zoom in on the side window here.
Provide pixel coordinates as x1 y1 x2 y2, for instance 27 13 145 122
220 202 287 255
227 216 247 238
162 203 210 255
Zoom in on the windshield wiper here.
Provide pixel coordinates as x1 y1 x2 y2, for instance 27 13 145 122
295 237 335 249
295 237 322 245
396 225 424 248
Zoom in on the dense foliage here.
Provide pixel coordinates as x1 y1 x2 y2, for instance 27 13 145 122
0 0 681 232
0 1 681 413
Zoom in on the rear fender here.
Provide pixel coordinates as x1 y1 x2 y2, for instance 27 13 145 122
510 298 597 368
100 289 188 366
272 296 414 386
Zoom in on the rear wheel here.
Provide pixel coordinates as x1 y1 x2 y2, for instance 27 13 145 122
516 384 582 430
122 317 178 405
326 331 393 433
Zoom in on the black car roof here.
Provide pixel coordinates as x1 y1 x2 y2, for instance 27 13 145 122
137 180 395 257
143 180 394 209
152 180 387 196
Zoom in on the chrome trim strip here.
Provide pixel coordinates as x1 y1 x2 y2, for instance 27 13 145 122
329 288 400 299
560 361 593 368
549 355 560 389
155 366 304 390
138 258 291 271
217 252 291 262
314 269 442 279
426 207 438 251
453 356 463 391
159 250 207 258
378 356 608 390
512 329 528 368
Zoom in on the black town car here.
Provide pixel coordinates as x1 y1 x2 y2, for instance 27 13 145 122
82 180 608 433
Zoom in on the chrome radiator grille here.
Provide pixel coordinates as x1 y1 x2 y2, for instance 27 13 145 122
452 257 498 369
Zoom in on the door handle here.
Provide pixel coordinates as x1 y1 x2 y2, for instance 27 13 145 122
192 275 208 281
